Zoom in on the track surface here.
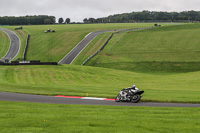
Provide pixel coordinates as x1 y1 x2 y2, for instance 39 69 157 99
0 92 199 107
59 30 114 64
0 28 20 61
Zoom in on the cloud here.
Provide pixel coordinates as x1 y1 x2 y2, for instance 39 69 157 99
0 0 200 22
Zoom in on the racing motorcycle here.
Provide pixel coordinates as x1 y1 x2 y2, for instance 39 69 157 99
115 85 144 103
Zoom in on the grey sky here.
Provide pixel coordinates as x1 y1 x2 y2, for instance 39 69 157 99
0 0 200 22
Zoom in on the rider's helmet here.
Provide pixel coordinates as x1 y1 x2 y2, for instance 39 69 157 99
132 85 136 89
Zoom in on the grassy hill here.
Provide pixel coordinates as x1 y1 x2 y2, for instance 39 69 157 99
0 65 200 103
2 23 155 62
85 23 200 72
0 23 200 132
0 30 10 59
0 23 200 103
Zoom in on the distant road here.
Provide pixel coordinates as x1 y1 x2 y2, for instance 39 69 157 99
0 28 20 61
59 30 115 64
0 92 199 107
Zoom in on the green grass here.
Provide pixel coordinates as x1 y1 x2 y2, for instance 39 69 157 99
0 30 10 59
0 101 200 133
0 65 200 103
2 23 156 62
86 23 200 72
1 23 199 103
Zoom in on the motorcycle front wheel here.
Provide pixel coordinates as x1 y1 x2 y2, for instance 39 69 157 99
131 94 141 103
115 95 121 102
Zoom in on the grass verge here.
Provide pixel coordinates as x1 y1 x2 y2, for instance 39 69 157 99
0 30 10 59
0 101 199 133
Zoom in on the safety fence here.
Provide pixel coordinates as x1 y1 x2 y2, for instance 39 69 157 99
81 26 154 66
22 34 30 61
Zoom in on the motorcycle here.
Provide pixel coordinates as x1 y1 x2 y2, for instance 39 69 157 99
115 86 144 103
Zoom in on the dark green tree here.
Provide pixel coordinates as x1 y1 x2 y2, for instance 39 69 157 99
44 19 52 24
65 18 70 24
58 17 64 24
88 18 95 23
83 18 88 23
0 15 55 25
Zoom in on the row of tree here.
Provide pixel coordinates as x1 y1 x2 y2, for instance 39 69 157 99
0 15 56 25
58 17 71 24
83 10 200 23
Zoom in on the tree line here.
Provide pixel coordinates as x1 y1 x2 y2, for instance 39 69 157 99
83 10 200 23
0 15 56 25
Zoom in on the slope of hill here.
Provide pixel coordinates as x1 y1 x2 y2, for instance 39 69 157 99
0 65 200 103
0 30 10 59
4 23 154 62
1 23 199 103
86 24 200 72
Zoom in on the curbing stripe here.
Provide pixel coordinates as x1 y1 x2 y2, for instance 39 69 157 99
54 95 115 101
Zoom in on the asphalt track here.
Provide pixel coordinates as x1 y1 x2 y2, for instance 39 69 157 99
59 30 115 64
0 92 200 107
0 28 20 61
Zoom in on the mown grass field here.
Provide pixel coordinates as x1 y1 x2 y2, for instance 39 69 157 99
0 23 200 133
0 65 200 103
0 23 199 104
0 101 199 133
86 23 200 72
2 23 156 62
0 30 10 59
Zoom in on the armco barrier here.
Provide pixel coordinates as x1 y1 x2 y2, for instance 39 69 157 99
22 34 30 61
82 27 154 66
0 62 58 66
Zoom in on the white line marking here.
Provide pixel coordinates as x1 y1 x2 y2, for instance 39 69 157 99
81 97 106 100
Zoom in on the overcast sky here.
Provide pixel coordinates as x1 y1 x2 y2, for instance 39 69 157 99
0 0 200 22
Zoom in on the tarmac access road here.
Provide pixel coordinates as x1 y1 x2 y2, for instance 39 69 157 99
0 92 200 107
59 30 115 64
0 28 20 61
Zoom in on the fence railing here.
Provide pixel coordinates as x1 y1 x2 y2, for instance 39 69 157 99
81 26 154 66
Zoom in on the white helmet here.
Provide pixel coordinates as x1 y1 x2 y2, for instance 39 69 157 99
132 85 136 88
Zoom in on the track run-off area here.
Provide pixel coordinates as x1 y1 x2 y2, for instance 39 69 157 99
0 28 20 61
0 92 200 107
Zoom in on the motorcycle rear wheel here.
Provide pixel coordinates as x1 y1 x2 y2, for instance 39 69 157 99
131 94 141 103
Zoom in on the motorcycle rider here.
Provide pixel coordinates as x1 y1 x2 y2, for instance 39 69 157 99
120 85 139 100
130 85 139 92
